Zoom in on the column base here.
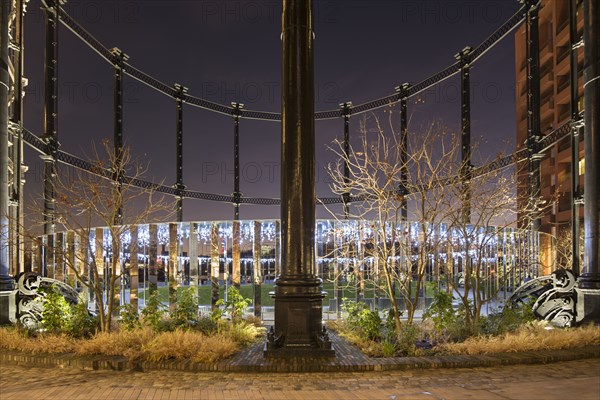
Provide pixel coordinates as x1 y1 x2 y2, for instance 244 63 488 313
264 275 335 358
578 273 600 290
0 275 15 291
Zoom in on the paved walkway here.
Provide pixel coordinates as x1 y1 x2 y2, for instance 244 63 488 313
1 358 599 399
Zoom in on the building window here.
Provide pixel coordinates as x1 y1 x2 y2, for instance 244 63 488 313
579 158 585 176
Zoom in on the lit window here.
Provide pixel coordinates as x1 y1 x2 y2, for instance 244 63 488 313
579 158 585 176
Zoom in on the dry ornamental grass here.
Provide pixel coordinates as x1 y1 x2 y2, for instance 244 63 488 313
0 320 262 363
440 323 600 355
2 321 597 361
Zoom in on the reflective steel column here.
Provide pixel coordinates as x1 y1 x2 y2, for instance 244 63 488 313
266 0 332 356
0 0 15 293
9 0 26 277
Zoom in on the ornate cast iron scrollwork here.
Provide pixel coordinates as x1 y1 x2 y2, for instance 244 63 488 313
14 272 79 329
509 268 579 327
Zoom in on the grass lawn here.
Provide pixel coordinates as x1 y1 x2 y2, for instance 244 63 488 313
139 281 382 307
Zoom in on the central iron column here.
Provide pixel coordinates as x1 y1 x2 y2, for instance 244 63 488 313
265 0 332 356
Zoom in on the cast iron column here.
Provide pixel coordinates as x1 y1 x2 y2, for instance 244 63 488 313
0 0 15 291
174 84 187 222
232 102 243 220
569 0 583 275
455 47 473 225
110 48 127 226
231 102 242 290
525 0 542 233
395 82 410 221
266 0 332 356
41 0 61 278
580 0 600 289
341 102 352 219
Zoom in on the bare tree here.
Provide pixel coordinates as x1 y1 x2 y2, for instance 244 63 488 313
442 166 516 332
328 110 459 332
327 106 549 337
441 150 554 334
553 222 584 271
26 140 173 331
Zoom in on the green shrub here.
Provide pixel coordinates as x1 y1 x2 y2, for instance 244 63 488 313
381 339 397 357
67 299 98 338
141 290 166 332
422 289 457 341
226 321 263 345
120 303 142 331
171 287 198 327
342 298 382 340
216 287 251 323
193 316 218 335
384 308 402 340
40 285 72 334
155 318 180 332
39 285 97 338
482 301 536 335
396 324 421 356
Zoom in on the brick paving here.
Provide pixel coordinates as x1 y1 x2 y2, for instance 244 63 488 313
1 330 600 399
1 358 599 399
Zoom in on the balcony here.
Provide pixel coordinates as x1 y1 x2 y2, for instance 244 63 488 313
555 23 569 47
555 50 570 75
540 43 554 66
540 97 554 123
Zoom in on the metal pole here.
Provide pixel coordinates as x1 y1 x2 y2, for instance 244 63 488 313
0 0 15 291
110 48 127 226
525 0 542 233
340 101 352 219
569 0 583 275
232 102 243 221
253 221 262 317
174 84 187 222
455 47 473 225
396 83 410 221
580 0 600 289
41 0 61 277
267 0 331 355
231 102 242 291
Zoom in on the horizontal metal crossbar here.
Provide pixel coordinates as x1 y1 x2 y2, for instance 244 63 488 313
54 3 527 122
22 116 572 207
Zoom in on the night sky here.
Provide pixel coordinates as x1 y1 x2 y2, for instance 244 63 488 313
21 0 522 222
